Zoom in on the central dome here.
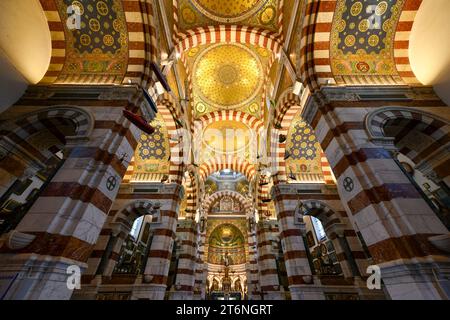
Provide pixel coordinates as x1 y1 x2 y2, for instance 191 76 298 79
193 43 263 109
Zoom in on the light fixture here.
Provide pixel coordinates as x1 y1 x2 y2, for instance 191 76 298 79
292 80 304 96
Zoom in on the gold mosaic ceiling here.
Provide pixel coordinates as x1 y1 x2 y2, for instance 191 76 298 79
189 43 271 119
193 43 263 109
191 0 267 22
177 0 281 33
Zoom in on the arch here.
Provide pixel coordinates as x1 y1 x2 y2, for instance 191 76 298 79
183 170 198 218
125 0 159 85
202 190 253 216
366 107 450 141
113 199 161 230
175 25 282 56
157 93 185 185
394 0 424 86
199 156 256 183
366 106 450 193
196 110 265 133
0 106 94 151
297 0 336 92
298 200 344 231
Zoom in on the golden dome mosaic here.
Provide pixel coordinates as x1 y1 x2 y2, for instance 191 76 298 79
191 0 268 22
193 43 263 109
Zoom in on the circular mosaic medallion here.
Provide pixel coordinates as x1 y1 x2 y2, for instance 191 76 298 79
193 43 263 109
350 2 363 16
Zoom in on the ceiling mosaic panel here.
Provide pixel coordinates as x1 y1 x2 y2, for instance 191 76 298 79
188 43 271 119
330 0 404 84
286 117 323 176
56 0 128 83
176 0 280 33
134 114 170 174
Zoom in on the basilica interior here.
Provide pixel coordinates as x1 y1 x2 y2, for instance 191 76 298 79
0 0 449 300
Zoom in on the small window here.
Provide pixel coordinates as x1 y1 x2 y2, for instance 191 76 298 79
130 216 144 240
311 216 327 241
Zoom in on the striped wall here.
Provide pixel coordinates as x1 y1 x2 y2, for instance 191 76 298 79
302 87 450 299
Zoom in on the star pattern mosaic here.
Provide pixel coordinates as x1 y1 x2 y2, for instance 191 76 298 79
330 0 404 82
338 0 394 55
287 120 318 161
138 119 168 160
56 0 128 81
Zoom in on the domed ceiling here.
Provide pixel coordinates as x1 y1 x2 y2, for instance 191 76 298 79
188 43 270 119
193 43 264 111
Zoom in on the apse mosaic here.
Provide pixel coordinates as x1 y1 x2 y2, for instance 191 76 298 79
207 222 247 265
286 117 323 176
56 0 128 82
134 115 170 174
330 0 404 83
177 0 280 32
188 43 271 119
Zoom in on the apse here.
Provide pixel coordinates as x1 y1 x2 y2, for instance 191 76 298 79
409 0 450 105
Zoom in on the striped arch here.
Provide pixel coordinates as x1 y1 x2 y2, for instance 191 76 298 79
271 89 335 185
196 110 265 133
257 176 270 218
297 0 337 92
183 170 199 218
125 0 159 85
113 199 161 230
174 26 283 55
157 93 184 185
0 106 93 147
202 190 253 216
298 200 344 231
270 89 302 184
199 156 257 183
366 107 450 140
393 0 423 85
38 0 66 84
366 107 450 168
